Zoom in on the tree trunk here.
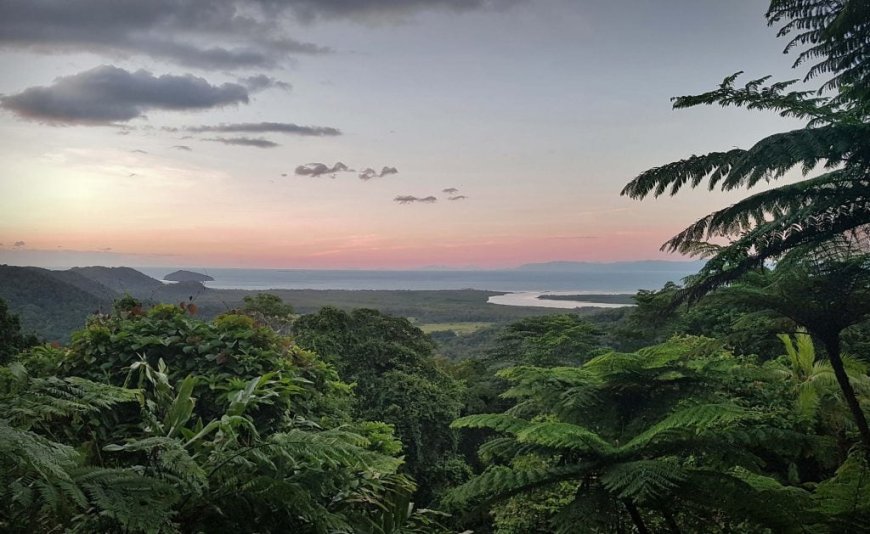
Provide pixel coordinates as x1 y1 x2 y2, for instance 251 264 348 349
623 500 650 534
823 335 870 459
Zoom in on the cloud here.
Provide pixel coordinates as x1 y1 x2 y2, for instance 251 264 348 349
358 166 398 180
0 1 330 70
448 195 467 200
0 2 513 69
187 122 340 136
131 149 149 154
239 75 292 92
13 241 25 247
204 137 279 148
394 195 437 204
0 65 249 125
172 145 193 151
442 187 459 194
295 162 350 177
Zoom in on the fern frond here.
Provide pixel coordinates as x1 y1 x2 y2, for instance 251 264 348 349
621 403 760 454
514 422 615 456
451 414 532 434
445 464 588 508
599 458 688 502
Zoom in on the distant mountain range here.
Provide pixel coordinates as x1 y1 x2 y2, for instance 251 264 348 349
515 260 705 273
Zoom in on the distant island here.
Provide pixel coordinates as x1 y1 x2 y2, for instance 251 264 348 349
537 293 636 305
164 270 214 282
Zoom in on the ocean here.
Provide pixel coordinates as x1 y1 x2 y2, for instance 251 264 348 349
135 265 698 293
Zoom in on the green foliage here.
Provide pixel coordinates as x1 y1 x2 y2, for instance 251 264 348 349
487 314 604 368
767 0 870 95
622 281 792 356
0 299 437 533
623 0 870 301
0 298 38 364
241 292 296 334
448 336 859 533
293 307 468 504
64 299 351 430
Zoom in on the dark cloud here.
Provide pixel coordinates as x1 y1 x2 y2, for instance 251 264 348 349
172 145 192 151
295 162 351 177
0 1 330 70
188 122 340 136
131 149 149 154
239 75 292 92
448 195 467 200
442 187 459 194
13 241 26 247
204 137 279 148
0 1 511 69
0 65 249 125
394 195 437 204
358 166 398 180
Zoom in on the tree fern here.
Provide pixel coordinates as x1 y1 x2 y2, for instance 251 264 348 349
599 458 688 502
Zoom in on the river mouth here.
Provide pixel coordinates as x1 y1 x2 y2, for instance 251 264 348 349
487 291 635 309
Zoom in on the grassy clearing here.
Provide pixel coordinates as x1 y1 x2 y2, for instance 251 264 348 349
417 322 493 335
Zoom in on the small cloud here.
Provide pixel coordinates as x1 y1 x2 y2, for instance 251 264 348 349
281 173 287 177
130 149 148 154
100 247 112 252
0 65 249 125
239 74 292 92
203 136 279 148
442 187 459 194
171 145 192 151
448 195 467 200
295 162 350 178
13 241 26 247
187 122 340 136
358 166 398 180
128 172 138 177
394 195 437 204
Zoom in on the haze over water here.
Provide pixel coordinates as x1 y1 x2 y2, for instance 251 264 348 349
137 263 701 292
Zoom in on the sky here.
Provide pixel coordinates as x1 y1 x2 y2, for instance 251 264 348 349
0 0 811 269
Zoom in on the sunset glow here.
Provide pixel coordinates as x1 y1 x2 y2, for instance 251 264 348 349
0 1 804 269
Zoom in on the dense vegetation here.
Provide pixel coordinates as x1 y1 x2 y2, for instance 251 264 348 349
2 1 870 532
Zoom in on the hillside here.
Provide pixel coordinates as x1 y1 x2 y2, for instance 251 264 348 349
70 266 164 296
0 265 113 341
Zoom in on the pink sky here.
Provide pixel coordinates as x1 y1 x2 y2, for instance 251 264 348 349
0 1 806 270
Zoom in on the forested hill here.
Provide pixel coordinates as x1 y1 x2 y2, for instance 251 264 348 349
0 265 114 342
69 266 165 295
0 265 596 343
0 265 211 341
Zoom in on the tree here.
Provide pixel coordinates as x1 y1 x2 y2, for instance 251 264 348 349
621 0 870 299
1 300 427 533
448 337 829 533
0 298 37 364
767 0 870 97
714 237 870 455
293 307 468 504
487 314 604 368
620 0 870 457
768 330 870 435
241 292 296 335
